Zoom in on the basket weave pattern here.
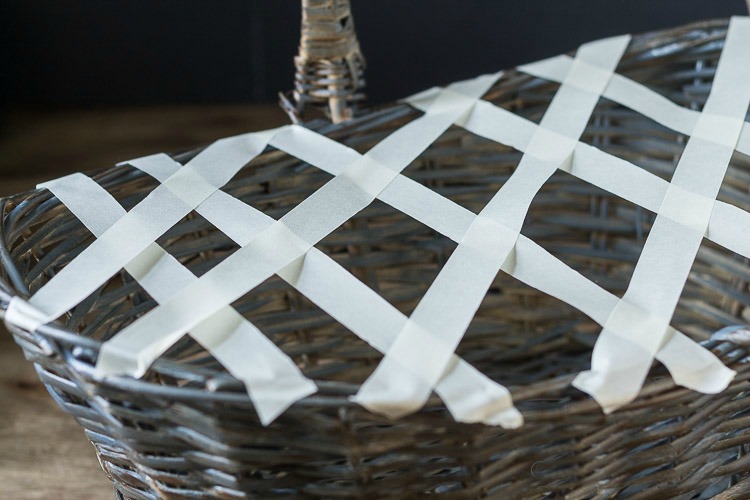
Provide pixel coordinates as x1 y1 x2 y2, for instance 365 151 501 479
1 19 750 498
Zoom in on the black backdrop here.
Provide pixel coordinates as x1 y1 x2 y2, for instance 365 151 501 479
2 0 747 109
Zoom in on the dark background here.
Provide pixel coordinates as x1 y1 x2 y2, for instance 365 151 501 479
2 0 748 110
0 0 747 177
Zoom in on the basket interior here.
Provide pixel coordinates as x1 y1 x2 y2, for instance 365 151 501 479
2 19 749 410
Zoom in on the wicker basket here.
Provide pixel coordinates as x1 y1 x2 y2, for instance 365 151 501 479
2 12 750 500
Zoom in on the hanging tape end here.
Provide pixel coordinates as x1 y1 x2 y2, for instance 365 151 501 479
5 297 49 333
673 364 736 395
249 378 318 427
94 342 148 380
349 393 423 421
479 406 524 429
572 369 638 415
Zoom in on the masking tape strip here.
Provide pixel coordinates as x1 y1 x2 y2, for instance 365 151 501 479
518 53 750 157
126 152 522 427
270 123 731 397
507 237 735 394
353 35 632 417
5 20 746 425
37 173 316 425
7 128 284 330
72 72 503 418
407 84 750 262
19 122 719 428
573 16 750 411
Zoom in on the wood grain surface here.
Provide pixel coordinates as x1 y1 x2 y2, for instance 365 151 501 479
0 332 112 500
0 104 287 499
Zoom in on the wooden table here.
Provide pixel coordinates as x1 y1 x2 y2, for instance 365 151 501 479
0 105 287 499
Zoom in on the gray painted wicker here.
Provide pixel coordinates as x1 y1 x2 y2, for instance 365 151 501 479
2 18 750 499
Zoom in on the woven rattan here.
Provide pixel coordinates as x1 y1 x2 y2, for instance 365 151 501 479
2 18 750 499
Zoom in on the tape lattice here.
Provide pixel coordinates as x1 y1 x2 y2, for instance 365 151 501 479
6 16 750 426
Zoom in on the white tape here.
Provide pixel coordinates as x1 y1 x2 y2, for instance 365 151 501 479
7 128 283 331
573 16 750 411
119 122 725 425
121 152 522 427
518 49 750 158
38 173 316 425
83 72 515 424
7 19 747 426
354 35 632 418
259 118 732 397
408 76 750 263
278 250 522 427
508 235 733 394
5 296 50 332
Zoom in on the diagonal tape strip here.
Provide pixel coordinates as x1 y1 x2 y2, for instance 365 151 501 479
59 28 738 422
35 173 316 425
6 127 285 330
272 125 732 397
79 121 729 426
5 21 746 425
407 80 750 262
124 153 523 427
409 34 750 157
354 35 632 418
79 72 503 418
518 52 750 156
573 16 750 412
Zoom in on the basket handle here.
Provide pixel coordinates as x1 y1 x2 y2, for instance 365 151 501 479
277 1 750 123
279 0 366 124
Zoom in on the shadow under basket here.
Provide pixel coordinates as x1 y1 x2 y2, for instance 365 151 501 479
3 19 750 499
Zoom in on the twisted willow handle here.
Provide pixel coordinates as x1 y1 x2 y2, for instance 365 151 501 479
280 0 366 124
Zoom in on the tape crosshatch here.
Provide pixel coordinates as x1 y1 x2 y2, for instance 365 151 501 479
6 16 750 426
573 16 750 411
354 33 633 417
48 164 524 427
39 173 317 425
